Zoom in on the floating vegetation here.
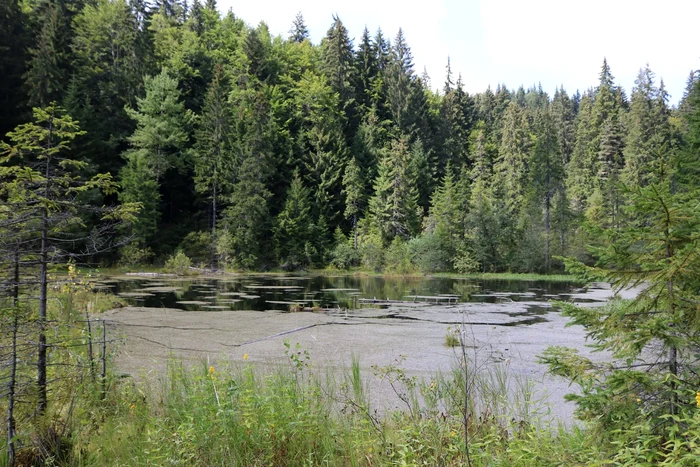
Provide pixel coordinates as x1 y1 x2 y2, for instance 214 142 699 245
137 286 182 293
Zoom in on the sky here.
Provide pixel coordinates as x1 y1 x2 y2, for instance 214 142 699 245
217 0 700 105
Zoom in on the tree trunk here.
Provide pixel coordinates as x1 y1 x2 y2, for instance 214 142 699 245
544 191 551 273
7 311 18 467
212 181 217 268
353 214 358 252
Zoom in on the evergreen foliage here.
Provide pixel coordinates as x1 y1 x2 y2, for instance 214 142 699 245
0 4 695 276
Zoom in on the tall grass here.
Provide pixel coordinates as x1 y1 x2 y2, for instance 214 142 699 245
59 349 601 466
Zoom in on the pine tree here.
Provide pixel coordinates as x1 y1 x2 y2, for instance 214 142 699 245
551 86 576 165
426 163 468 256
439 73 475 175
493 102 531 216
567 90 597 213
354 27 378 115
0 0 28 138
529 109 564 272
385 28 418 134
223 84 274 269
466 127 500 271
71 0 141 174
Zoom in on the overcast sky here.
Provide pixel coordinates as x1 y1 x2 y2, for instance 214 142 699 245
218 0 700 105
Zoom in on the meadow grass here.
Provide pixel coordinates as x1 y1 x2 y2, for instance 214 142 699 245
53 351 602 466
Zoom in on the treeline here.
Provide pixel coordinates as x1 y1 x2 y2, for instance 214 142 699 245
2 0 699 273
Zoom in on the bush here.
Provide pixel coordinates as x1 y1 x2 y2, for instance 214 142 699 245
118 243 153 267
384 237 415 274
359 237 384 272
163 250 192 275
330 228 359 269
408 233 452 273
178 231 212 267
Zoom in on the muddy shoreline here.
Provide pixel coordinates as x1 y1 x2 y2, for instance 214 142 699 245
103 282 633 423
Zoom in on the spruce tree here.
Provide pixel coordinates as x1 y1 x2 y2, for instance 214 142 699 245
320 15 357 136
193 65 234 265
1 104 136 413
121 69 191 246
542 174 700 439
274 171 314 268
369 135 420 243
289 11 309 43
24 1 67 108
622 65 671 188
342 157 364 251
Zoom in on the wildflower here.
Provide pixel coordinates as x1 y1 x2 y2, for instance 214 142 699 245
243 354 249 360
209 365 215 375
696 391 700 407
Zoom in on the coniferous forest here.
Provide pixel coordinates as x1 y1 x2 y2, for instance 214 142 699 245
1 0 699 275
4 1 700 464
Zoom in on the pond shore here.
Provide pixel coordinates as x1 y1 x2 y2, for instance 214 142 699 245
102 281 638 423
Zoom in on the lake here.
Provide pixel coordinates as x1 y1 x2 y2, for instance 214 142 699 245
99 273 588 316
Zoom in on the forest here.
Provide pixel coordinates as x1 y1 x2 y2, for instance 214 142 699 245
1 0 699 274
3 1 700 464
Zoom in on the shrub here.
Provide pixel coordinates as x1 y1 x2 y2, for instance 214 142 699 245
384 237 415 274
163 250 192 275
178 231 212 267
118 243 154 267
408 233 452 273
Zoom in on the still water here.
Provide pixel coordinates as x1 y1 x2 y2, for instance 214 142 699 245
98 274 586 313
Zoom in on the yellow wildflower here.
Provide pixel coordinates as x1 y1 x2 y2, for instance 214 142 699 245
696 391 700 407
243 354 249 360
209 365 215 375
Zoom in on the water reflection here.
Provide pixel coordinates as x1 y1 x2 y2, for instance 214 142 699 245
101 274 582 313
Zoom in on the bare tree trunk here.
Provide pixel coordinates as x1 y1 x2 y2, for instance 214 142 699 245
13 251 19 305
101 320 107 399
86 312 95 382
38 193 48 414
353 214 358 252
544 191 551 273
7 311 18 467
211 181 217 269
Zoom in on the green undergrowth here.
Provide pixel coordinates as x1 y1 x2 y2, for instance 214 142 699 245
61 354 599 466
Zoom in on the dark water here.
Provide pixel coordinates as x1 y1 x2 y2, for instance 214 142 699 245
99 274 584 312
